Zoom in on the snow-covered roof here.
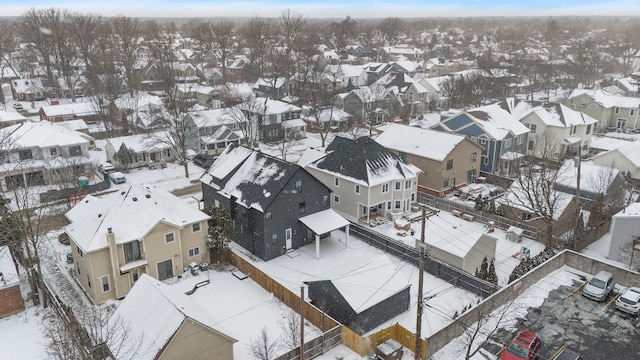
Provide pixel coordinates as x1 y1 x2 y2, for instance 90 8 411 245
569 89 640 109
299 209 350 235
254 97 301 115
330 255 409 312
200 144 253 185
11 78 44 93
188 108 235 128
527 103 598 128
64 184 210 253
0 110 27 123
499 179 574 220
1 121 89 148
308 136 421 187
450 99 531 140
593 141 640 167
106 132 170 153
375 123 470 161
556 160 621 194
107 274 236 360
40 102 97 117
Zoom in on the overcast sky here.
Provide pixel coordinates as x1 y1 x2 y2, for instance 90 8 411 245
2 0 640 18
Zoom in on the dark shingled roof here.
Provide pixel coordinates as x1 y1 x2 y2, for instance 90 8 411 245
316 136 412 185
214 144 300 212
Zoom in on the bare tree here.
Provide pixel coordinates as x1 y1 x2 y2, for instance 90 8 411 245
45 306 143 360
242 16 275 80
20 8 57 89
278 310 301 350
248 327 281 360
452 299 523 360
379 17 404 46
225 94 264 148
279 9 306 54
504 130 566 247
359 84 391 137
330 16 358 52
111 15 142 95
0 20 17 105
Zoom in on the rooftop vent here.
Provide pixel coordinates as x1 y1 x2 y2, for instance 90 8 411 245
132 197 138 201
107 227 112 234
145 194 151 199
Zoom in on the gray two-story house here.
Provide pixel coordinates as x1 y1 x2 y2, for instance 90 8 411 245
200 144 338 261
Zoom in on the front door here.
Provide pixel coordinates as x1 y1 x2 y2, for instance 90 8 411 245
285 228 292 250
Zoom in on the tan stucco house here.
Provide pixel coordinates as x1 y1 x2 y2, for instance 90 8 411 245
376 123 484 196
107 274 236 360
64 184 210 305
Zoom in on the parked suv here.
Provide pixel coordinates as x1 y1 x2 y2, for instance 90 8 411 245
615 287 640 315
582 270 616 302
108 171 126 184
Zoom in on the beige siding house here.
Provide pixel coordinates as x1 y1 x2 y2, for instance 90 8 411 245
64 185 210 305
300 136 420 224
376 123 483 196
108 274 236 360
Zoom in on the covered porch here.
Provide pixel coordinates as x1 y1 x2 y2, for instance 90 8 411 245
299 209 350 259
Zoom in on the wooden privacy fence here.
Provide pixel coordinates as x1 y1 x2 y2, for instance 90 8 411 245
342 323 426 359
232 253 340 333
275 326 342 360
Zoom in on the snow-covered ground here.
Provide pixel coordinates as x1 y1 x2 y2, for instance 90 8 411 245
0 129 622 360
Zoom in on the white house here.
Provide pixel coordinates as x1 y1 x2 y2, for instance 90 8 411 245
519 102 598 158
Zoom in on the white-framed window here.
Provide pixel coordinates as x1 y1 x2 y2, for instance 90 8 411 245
395 200 401 209
382 183 389 193
295 180 302 192
395 181 401 190
164 232 175 244
192 222 201 232
131 269 139 282
322 195 328 206
188 247 200 257
265 211 272 220
522 212 532 221
471 152 477 162
387 201 391 210
405 180 411 189
334 177 340 187
50 147 57 156
100 275 109 292
631 108 636 116
446 159 454 170
504 138 512 148
355 184 360 194
615 107 620 114
480 138 487 144
333 195 340 203
516 134 523 145
483 156 488 165
530 124 537 133
443 178 449 187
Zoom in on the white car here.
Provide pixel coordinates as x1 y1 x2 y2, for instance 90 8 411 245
615 287 640 315
582 270 616 302
108 171 126 184
99 163 115 174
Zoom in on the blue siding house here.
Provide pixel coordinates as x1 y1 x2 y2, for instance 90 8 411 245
431 98 531 175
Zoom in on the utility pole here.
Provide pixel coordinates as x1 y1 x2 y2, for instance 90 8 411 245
413 203 438 360
300 285 305 360
573 144 582 250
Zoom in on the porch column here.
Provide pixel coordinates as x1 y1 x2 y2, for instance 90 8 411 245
345 225 349 248
315 233 320 259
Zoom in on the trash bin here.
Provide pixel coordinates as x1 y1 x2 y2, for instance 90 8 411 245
199 263 209 271
78 176 89 187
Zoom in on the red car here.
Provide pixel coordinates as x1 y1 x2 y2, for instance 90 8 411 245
500 330 542 360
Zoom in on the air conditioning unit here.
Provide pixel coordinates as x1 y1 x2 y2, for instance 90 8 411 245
463 214 475 222
452 210 463 218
